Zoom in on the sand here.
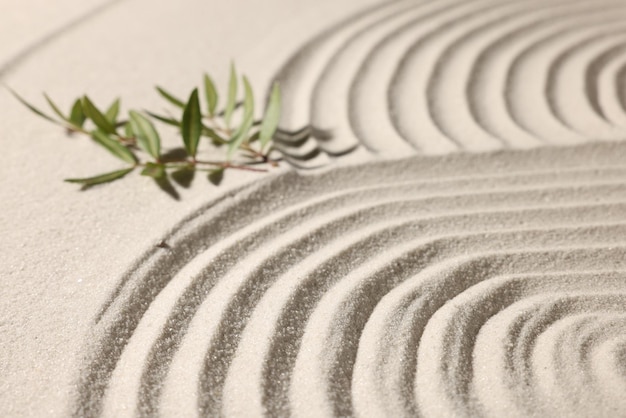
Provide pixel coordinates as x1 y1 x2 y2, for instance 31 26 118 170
1 0 626 417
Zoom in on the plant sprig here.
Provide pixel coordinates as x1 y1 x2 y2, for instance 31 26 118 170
9 63 282 192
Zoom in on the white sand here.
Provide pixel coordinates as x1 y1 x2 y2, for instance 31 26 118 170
2 0 626 417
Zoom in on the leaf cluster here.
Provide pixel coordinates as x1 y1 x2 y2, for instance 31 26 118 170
9 63 282 191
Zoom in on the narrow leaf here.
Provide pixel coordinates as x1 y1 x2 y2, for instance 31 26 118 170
208 167 224 186
145 111 180 127
82 96 116 134
129 110 161 159
259 83 281 149
124 120 134 138
8 88 60 124
247 130 260 143
156 86 185 108
65 167 134 187
91 130 137 164
201 125 225 144
227 116 254 159
217 101 242 117
227 77 254 159
141 162 165 178
181 89 202 158
242 76 254 122
224 62 238 128
203 73 218 117
44 94 68 121
69 99 86 127
105 98 120 124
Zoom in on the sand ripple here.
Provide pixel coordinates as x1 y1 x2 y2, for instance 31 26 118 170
272 0 626 165
72 143 626 417
70 0 626 416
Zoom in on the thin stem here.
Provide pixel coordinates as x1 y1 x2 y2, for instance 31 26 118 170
204 116 232 138
161 158 270 173
245 157 283 166
66 125 89 136
240 143 265 159
220 162 267 172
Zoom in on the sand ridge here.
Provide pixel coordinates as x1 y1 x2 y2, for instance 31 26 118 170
272 0 626 165
2 0 626 416
70 142 626 417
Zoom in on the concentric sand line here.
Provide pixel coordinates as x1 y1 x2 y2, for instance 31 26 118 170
530 313 626 417
473 294 626 417
595 50 626 127
270 0 626 164
69 0 626 416
73 142 626 417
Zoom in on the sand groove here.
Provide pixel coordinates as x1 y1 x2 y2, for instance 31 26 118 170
271 0 626 163
8 0 626 416
67 0 626 416
72 142 626 417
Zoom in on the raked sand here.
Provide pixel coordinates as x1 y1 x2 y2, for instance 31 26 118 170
2 0 626 417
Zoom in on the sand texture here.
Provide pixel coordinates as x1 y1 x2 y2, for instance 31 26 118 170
1 0 626 417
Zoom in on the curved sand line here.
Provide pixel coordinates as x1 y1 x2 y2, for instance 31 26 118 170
293 248 626 418
64 0 626 416
548 34 626 138
474 295 626 417
107 175 626 416
0 0 124 79
72 141 626 417
466 0 623 148
576 42 626 124
504 10 626 144
417 270 626 417
270 0 626 164
594 50 626 127
530 313 626 417
354 272 626 417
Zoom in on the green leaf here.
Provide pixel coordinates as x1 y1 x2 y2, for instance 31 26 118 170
224 62 238 128
203 73 218 117
105 98 120 124
69 99 86 128
247 130 260 143
44 94 68 121
208 167 224 186
145 111 180 128
91 130 137 164
141 162 165 178
156 86 185 108
82 96 116 134
242 76 254 122
8 88 60 124
181 88 202 158
201 125 225 144
227 77 254 159
227 117 254 159
124 120 134 138
129 111 161 159
259 82 281 149
65 167 134 187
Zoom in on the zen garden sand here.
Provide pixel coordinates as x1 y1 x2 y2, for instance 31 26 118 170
2 0 626 417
